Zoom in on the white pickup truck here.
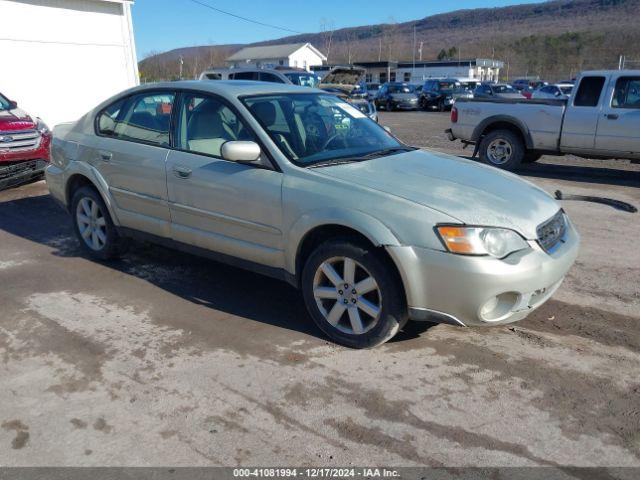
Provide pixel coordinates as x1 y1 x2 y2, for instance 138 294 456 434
446 70 640 170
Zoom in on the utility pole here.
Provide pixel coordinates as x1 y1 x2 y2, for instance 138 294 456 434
378 37 382 62
179 56 184 80
418 41 423 61
412 24 416 78
618 54 625 70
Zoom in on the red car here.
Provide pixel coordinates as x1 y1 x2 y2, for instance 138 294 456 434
0 92 51 190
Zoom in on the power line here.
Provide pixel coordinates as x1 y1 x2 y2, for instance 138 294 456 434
185 0 303 35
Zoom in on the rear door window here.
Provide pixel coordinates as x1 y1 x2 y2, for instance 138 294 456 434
573 76 606 107
259 72 286 83
231 71 258 80
109 92 175 146
612 76 640 109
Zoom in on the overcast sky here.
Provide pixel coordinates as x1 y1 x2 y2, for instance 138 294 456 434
133 0 543 57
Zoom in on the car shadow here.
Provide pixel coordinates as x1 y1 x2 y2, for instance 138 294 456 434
0 192 435 346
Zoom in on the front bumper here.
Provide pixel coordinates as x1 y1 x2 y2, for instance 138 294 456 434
0 159 48 190
387 220 580 326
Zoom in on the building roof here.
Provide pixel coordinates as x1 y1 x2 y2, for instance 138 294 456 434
227 43 326 62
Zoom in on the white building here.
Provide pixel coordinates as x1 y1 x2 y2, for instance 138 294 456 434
314 58 504 84
226 43 326 72
0 0 139 127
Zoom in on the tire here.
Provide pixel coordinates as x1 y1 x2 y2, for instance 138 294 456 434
386 100 394 112
71 186 128 260
523 152 542 163
437 99 446 112
301 239 408 348
479 129 525 171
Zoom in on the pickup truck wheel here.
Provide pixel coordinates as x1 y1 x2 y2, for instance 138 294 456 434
437 99 446 112
302 240 408 348
479 130 524 171
71 186 128 260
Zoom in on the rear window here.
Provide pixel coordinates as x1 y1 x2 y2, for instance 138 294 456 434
574 76 605 107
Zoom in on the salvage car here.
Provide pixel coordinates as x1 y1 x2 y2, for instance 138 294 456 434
0 92 51 190
375 82 419 110
447 70 640 170
419 78 473 111
318 66 378 122
46 81 579 348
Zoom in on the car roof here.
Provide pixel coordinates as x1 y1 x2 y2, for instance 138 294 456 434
130 80 321 97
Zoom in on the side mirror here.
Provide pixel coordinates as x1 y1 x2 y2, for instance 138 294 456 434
382 126 392 134
8 100 17 109
554 91 561 97
221 141 261 163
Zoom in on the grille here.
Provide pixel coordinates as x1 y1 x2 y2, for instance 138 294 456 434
0 130 41 153
537 210 566 252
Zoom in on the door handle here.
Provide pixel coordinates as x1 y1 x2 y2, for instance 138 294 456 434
605 114 619 120
172 165 192 178
98 150 112 162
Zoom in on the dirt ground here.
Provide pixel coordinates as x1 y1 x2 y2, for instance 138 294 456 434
0 111 639 468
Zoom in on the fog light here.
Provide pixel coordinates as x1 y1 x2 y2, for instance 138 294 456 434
479 292 520 322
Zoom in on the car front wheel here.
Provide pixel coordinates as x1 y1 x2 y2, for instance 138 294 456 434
302 240 407 348
71 186 128 260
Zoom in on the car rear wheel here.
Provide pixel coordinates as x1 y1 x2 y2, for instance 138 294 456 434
301 240 407 348
437 99 446 112
71 186 128 260
479 129 524 171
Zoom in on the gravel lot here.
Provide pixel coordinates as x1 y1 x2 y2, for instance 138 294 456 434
0 111 639 468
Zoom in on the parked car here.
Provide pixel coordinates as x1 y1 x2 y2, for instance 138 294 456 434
317 66 377 122
459 80 479 92
511 79 533 91
200 67 321 88
532 83 574 100
45 80 579 347
447 70 640 170
474 83 525 100
0 92 51 191
374 82 419 110
419 78 473 111
365 82 380 100
520 86 536 99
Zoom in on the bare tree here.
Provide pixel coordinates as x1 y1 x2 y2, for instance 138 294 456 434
320 18 335 64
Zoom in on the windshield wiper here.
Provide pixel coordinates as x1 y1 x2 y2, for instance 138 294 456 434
307 147 414 168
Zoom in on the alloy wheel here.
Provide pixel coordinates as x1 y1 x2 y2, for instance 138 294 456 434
312 256 382 335
76 197 107 251
487 138 513 165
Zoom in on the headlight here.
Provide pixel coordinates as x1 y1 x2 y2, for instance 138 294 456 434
436 225 529 258
36 119 50 135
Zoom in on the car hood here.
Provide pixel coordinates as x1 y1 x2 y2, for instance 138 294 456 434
319 67 366 94
315 149 559 239
0 108 36 131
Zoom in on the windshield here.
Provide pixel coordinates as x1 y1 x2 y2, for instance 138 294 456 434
284 73 320 88
388 84 416 94
242 93 407 166
493 85 517 93
0 93 10 110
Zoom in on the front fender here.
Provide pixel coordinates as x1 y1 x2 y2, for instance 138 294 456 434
285 207 401 274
